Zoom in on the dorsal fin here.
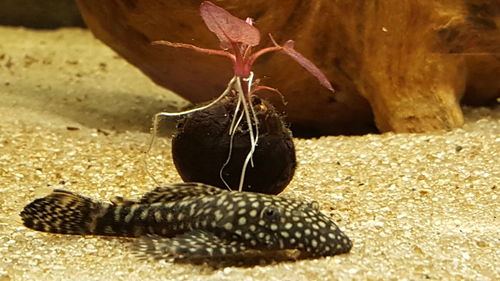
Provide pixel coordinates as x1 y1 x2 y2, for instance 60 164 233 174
138 182 227 204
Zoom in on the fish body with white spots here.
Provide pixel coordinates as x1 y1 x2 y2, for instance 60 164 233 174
20 183 352 259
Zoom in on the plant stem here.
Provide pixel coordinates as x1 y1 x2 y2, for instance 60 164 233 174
152 40 236 62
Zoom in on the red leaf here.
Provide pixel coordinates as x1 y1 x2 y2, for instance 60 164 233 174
281 40 335 92
200 1 260 47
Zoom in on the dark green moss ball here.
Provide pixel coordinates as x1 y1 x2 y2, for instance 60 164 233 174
171 96 296 195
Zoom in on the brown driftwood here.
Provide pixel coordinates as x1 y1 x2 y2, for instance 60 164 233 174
436 0 500 106
75 0 500 134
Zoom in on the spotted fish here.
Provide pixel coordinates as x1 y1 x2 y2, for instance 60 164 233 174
20 183 352 259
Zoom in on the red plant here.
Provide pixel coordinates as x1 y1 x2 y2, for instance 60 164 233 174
153 1 334 93
150 1 334 192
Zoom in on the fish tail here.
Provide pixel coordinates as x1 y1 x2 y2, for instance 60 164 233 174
20 189 109 235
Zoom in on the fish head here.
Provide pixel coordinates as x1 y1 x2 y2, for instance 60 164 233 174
216 193 352 256
262 197 352 256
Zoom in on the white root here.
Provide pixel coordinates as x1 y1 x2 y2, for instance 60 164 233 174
219 91 244 190
245 72 260 167
229 89 244 135
145 73 261 193
234 76 260 192
145 77 236 186
153 76 237 118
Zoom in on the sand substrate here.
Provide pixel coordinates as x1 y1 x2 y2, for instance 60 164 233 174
0 26 499 280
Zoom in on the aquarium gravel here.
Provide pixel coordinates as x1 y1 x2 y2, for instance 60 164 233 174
0 26 499 280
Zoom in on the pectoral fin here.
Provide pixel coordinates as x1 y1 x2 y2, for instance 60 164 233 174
133 230 247 259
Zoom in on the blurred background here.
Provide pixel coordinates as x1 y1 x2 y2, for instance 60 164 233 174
0 0 84 29
1 0 498 136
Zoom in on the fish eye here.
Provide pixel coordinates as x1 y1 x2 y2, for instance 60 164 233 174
308 201 319 210
265 209 275 216
262 207 279 218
